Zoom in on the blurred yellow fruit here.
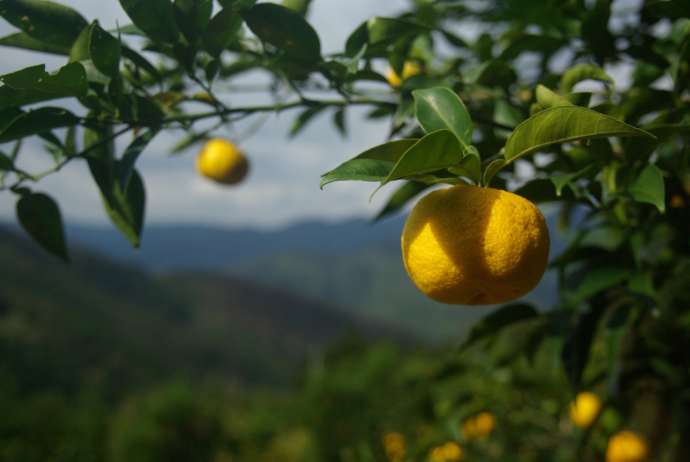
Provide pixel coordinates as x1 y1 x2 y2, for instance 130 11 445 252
401 185 550 305
462 411 496 440
606 430 649 462
386 61 422 87
670 194 686 208
196 139 249 185
569 392 601 428
382 432 406 462
429 442 463 462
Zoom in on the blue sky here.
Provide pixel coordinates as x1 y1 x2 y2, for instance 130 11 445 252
0 0 411 229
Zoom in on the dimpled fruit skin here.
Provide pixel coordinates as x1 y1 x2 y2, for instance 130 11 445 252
401 184 549 305
606 431 649 462
196 139 249 185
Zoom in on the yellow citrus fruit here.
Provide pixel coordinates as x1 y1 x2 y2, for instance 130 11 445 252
569 392 601 428
386 61 422 87
462 412 496 440
401 185 549 305
196 139 249 185
382 432 406 462
429 442 463 462
606 431 649 462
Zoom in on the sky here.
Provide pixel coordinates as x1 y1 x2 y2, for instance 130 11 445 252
0 0 411 229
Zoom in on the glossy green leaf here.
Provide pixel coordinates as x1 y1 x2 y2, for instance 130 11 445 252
0 31 68 54
118 0 180 44
383 129 463 185
560 63 613 93
629 164 666 212
412 87 473 148
320 139 417 188
448 154 480 184
203 7 243 56
373 181 428 222
0 107 78 143
0 0 87 48
16 192 69 261
0 62 86 111
243 3 320 63
174 0 212 43
503 106 655 163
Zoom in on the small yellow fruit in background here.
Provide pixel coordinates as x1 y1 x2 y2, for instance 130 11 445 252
386 61 423 87
401 185 549 305
382 432 406 462
429 441 463 462
462 411 496 440
569 392 601 428
196 139 249 185
606 430 649 462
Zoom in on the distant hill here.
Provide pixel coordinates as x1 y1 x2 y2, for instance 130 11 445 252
0 227 404 397
48 213 564 340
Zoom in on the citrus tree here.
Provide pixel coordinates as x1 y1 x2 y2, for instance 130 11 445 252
1 0 689 460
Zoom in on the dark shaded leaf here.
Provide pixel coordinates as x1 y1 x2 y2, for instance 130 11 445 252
16 192 69 261
174 0 212 43
0 31 69 54
203 7 243 56
118 0 180 44
243 3 321 63
289 105 325 138
0 107 78 143
118 129 159 189
0 62 87 110
462 303 540 351
373 181 429 222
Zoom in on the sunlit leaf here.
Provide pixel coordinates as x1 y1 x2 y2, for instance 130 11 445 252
503 106 655 163
413 87 473 148
560 63 613 93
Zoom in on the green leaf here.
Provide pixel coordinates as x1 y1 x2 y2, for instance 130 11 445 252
85 127 145 247
121 46 162 81
16 192 69 261
243 3 320 63
203 7 243 56
503 106 656 163
0 0 87 48
289 105 325 138
569 267 629 305
629 164 666 213
373 181 428 222
174 0 212 43
0 31 69 54
551 164 596 196
513 179 560 203
118 129 159 189
219 0 256 10
412 87 473 148
482 158 507 186
89 23 121 77
0 62 87 110
333 108 346 137
345 17 428 56
382 129 463 185
320 139 416 188
0 107 78 143
118 0 180 44
560 63 613 93
535 84 573 109
462 303 540 351
448 154 480 184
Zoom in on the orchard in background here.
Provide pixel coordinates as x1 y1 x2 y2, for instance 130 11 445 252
1 0 689 460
